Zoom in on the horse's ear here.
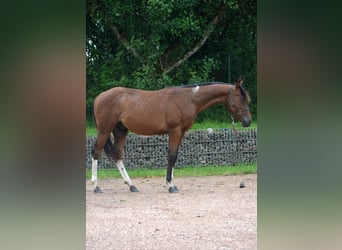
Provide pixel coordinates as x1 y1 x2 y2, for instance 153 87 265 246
236 76 244 88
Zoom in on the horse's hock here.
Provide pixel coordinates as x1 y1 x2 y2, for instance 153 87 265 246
86 129 257 169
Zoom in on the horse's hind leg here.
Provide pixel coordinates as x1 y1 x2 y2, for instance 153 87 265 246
113 122 138 192
91 132 110 193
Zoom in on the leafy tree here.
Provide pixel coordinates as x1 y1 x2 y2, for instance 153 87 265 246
86 0 256 123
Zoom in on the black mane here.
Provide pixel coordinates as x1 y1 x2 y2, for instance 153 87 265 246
166 82 250 103
239 86 251 104
167 82 228 89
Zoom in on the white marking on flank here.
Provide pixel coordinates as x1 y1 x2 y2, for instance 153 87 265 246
192 85 200 94
91 158 98 189
116 160 133 186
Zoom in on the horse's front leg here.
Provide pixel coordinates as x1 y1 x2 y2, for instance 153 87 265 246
166 152 179 193
167 129 184 193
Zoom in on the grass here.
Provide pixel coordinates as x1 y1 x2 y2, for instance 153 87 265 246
86 126 98 136
86 164 257 179
86 120 257 136
190 120 257 131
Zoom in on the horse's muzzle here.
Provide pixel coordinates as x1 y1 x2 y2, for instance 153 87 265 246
241 117 251 127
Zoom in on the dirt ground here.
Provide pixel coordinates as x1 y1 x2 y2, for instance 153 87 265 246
86 174 257 250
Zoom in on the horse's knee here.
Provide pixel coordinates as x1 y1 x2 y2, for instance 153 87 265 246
91 147 100 159
167 153 177 165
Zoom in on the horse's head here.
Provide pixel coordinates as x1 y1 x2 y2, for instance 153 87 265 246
226 77 252 127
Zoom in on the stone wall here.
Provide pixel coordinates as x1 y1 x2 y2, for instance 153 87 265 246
86 129 257 169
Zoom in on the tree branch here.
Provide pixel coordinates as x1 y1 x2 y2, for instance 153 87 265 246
162 40 180 62
90 0 139 58
110 24 139 58
161 4 225 75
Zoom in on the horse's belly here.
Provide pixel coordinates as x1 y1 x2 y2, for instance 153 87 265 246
122 118 168 135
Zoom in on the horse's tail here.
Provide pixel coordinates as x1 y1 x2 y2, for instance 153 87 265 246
92 99 97 128
104 137 115 159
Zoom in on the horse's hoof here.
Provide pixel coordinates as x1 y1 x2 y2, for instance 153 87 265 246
129 185 139 192
94 186 103 193
168 186 179 193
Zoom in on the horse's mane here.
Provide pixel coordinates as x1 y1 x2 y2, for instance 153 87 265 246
239 86 251 104
167 82 227 89
166 82 250 103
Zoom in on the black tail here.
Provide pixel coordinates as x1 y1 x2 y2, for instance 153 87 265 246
104 137 115 159
92 100 97 128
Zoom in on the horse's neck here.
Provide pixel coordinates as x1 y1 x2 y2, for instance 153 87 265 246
194 85 232 113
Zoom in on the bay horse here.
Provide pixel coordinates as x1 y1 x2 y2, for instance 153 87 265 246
91 77 251 193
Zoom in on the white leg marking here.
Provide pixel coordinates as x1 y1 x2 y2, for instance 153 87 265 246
192 85 200 94
91 158 98 189
115 160 133 186
167 168 175 188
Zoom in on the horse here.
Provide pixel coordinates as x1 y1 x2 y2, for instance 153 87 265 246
90 77 252 193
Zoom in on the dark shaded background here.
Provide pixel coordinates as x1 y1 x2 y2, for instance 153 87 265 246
258 1 342 249
0 0 341 249
0 1 85 249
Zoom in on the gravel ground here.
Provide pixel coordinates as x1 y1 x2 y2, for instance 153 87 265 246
86 174 257 250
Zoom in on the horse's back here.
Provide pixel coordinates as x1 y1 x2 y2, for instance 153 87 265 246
93 87 170 134
94 87 140 106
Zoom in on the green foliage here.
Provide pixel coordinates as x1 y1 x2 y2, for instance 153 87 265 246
187 56 220 83
86 0 257 123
